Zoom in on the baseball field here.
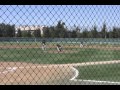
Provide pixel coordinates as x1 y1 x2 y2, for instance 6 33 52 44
0 41 120 85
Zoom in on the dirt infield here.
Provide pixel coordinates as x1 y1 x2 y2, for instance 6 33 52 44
45 50 78 54
0 60 120 85
0 45 39 49
0 62 74 85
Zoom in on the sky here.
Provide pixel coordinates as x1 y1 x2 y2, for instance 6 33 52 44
0 5 120 31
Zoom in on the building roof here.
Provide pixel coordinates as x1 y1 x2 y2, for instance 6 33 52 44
15 25 46 31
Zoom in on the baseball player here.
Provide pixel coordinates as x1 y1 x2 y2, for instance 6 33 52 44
56 44 62 52
80 41 83 47
41 40 46 51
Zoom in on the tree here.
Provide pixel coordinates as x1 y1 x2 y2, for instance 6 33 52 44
49 26 56 38
71 30 77 38
0 28 2 37
108 30 113 38
76 26 81 38
34 29 41 37
1 23 6 37
55 20 68 38
91 25 98 38
72 25 81 38
82 28 88 38
0 24 3 37
0 23 15 37
101 23 107 38
112 27 119 38
87 30 92 38
117 28 120 38
21 31 28 37
5 24 15 37
27 30 32 37
10 24 15 37
17 29 22 37
67 31 72 38
43 27 50 38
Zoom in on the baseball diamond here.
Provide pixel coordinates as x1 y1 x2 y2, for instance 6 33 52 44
0 39 120 85
1 5 120 85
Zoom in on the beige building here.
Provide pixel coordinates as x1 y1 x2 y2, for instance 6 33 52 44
15 25 46 36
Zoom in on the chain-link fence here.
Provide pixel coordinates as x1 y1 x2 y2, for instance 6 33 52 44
0 5 120 85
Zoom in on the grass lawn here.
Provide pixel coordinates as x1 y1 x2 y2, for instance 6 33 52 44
76 63 120 82
0 46 120 64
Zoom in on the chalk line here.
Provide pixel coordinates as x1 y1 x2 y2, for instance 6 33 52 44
70 67 79 81
72 79 120 84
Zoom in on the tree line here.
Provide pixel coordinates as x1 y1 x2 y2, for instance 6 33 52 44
0 23 15 37
40 21 120 38
1 21 120 38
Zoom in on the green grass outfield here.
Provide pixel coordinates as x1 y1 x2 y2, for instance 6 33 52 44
76 63 120 82
0 43 120 64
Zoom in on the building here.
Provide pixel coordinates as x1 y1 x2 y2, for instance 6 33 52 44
15 25 46 36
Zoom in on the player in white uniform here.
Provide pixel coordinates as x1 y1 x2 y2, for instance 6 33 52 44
56 44 62 52
41 40 46 51
80 41 83 47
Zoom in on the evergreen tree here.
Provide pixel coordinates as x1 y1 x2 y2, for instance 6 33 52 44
17 29 22 37
101 23 107 38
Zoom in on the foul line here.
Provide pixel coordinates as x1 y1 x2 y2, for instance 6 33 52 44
0 67 17 74
1 60 120 84
69 67 120 84
69 60 120 84
72 79 120 84
70 67 79 81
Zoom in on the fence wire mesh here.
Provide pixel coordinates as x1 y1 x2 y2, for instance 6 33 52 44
0 5 120 85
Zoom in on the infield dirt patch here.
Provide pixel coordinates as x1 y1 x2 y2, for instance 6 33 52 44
0 62 74 85
45 50 78 54
0 60 120 85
